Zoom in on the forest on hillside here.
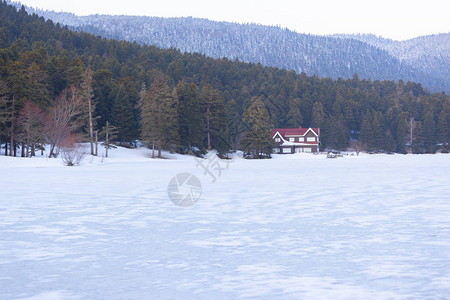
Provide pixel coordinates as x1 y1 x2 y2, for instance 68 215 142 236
1 2 449 158
13 1 450 94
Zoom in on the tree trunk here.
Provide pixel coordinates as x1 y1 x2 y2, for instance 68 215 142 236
83 68 95 156
49 144 56 158
89 96 94 155
9 134 13 156
31 143 35 157
152 140 155 158
95 130 98 156
207 107 211 150
9 125 13 156
25 136 30 157
10 96 14 156
409 124 413 154
22 141 26 157
207 131 211 151
408 118 415 154
4 139 7 156
105 121 109 158
158 140 162 158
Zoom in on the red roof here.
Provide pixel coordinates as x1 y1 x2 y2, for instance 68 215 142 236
271 127 319 137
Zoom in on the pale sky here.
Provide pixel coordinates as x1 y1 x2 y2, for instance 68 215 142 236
16 0 450 40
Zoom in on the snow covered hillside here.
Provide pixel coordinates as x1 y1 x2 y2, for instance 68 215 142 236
10 0 449 93
0 148 449 299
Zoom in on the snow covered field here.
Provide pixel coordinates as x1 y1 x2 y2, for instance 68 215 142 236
0 147 449 299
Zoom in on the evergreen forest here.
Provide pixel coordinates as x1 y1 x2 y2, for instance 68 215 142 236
1 2 449 158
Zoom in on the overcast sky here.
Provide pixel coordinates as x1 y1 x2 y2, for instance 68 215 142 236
16 0 450 40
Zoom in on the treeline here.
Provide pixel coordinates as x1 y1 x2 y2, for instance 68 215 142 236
0 1 449 158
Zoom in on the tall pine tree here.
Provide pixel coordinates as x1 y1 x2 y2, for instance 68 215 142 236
437 108 450 150
396 113 409 153
139 76 179 157
422 110 436 153
371 113 384 151
359 111 372 149
311 101 324 129
241 96 273 158
177 82 204 154
286 97 303 127
201 85 226 151
111 83 137 146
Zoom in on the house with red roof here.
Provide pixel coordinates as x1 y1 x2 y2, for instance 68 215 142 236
271 126 320 154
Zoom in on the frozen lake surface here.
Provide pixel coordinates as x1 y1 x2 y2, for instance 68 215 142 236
1 148 449 299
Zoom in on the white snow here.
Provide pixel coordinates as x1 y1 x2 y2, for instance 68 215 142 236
0 147 449 299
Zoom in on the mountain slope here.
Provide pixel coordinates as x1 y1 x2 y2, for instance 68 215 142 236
335 33 450 91
14 2 449 93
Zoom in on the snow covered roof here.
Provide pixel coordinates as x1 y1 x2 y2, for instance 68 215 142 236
271 127 319 138
278 141 318 146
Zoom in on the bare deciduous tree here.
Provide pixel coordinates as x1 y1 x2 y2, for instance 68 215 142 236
45 87 83 158
349 140 367 156
16 101 45 157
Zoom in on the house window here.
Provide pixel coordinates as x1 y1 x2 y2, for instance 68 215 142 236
307 137 316 142
304 147 312 152
275 137 281 142
289 137 295 142
273 148 280 153
282 148 291 154
298 137 304 142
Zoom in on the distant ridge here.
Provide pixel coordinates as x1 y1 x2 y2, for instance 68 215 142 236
333 33 450 92
7 0 450 93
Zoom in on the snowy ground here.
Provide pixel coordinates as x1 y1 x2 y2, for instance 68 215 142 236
0 147 449 299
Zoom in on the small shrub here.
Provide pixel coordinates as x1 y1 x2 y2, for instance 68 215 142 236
61 144 86 166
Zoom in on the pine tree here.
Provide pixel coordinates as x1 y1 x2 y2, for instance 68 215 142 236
286 97 302 127
321 116 348 150
66 58 84 88
241 96 273 158
335 116 349 150
359 111 372 149
93 69 114 129
371 113 384 151
437 108 450 150
216 98 239 155
138 83 157 156
177 82 204 154
422 110 436 153
0 80 13 156
396 113 409 153
201 85 226 151
111 83 136 146
311 101 324 128
139 76 179 157
384 129 396 153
